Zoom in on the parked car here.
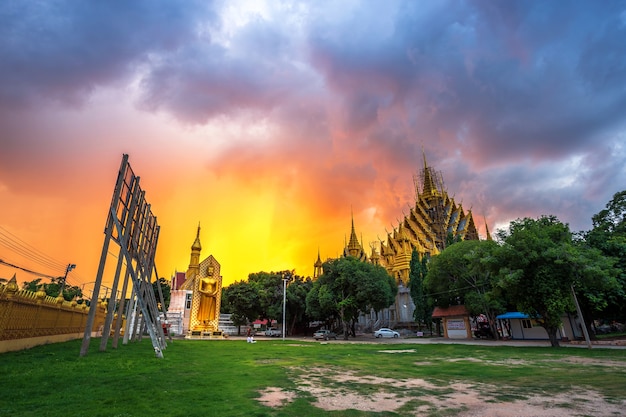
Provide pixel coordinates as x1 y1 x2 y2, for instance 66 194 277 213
264 328 282 337
313 329 337 340
374 328 400 338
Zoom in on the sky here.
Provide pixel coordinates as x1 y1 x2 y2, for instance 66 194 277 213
1 0 625 292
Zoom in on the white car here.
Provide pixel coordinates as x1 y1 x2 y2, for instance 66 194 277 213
264 328 282 337
374 328 400 338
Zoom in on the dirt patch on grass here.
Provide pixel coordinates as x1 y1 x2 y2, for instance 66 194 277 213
258 367 625 416
257 387 295 407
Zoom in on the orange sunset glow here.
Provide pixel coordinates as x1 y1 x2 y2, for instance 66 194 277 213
1 1 625 292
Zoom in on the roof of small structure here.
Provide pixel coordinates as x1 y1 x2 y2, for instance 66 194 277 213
496 312 531 320
432 305 469 318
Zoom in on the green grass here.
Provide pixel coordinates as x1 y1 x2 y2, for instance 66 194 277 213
1 338 625 416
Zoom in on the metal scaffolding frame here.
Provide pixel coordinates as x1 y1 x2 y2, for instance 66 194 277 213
80 154 168 358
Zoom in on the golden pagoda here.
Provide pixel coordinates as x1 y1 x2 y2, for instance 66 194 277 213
316 153 481 287
378 152 479 285
344 213 368 261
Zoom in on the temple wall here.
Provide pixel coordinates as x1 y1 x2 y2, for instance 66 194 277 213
0 284 105 353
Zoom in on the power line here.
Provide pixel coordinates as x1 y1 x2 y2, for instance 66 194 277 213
0 226 67 274
0 258 58 280
0 234 64 272
0 225 80 287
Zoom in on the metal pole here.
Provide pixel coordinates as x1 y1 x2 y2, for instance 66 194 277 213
59 263 76 299
282 278 287 341
81 154 128 357
571 285 592 349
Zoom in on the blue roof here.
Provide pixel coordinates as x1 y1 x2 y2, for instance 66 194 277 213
496 312 530 319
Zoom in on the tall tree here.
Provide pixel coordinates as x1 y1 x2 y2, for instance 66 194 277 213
306 256 397 340
585 190 626 323
408 249 430 331
495 216 614 347
248 271 284 323
425 239 503 337
221 280 261 334
569 239 620 337
285 275 314 335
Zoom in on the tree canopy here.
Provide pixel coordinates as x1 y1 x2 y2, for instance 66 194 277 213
221 280 261 333
584 190 626 322
21 277 82 302
306 256 397 339
425 239 503 337
494 215 616 347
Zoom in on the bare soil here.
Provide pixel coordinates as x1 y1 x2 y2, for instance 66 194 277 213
256 353 626 416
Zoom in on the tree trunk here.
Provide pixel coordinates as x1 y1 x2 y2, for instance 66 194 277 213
546 326 561 347
340 306 349 340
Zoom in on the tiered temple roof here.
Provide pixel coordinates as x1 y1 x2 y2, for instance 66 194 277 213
317 153 483 286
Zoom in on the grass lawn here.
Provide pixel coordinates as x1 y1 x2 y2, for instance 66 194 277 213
1 337 625 416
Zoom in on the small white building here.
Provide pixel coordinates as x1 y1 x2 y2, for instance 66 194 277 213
496 312 583 341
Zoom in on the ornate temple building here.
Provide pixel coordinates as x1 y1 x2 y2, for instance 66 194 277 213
316 154 488 327
177 225 224 337
377 153 481 286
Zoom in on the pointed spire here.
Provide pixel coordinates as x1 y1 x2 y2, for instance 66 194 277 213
314 247 323 278
347 211 361 250
191 222 202 251
422 150 440 199
484 217 493 241
5 274 19 294
314 247 322 266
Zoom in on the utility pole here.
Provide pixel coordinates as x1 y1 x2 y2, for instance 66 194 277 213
571 285 592 349
282 271 292 341
58 263 76 299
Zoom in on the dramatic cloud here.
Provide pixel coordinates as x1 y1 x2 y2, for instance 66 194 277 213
1 0 625 287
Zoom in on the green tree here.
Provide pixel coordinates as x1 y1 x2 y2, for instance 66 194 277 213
306 256 397 340
494 215 615 347
221 280 261 334
409 249 431 331
21 277 82 301
425 240 504 337
585 190 626 323
22 278 43 292
248 271 290 325
285 275 314 336
152 277 171 312
570 239 620 337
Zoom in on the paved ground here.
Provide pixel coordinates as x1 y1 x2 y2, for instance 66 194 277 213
236 334 626 349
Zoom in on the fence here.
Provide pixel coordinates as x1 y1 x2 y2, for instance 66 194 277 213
0 277 105 353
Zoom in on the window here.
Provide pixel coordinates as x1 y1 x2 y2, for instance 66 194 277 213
185 293 192 309
522 319 532 329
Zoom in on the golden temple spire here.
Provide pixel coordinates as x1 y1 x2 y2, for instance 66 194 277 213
313 247 323 278
484 217 493 241
344 209 366 260
422 150 440 199
187 223 202 281
347 212 361 251
191 222 202 252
